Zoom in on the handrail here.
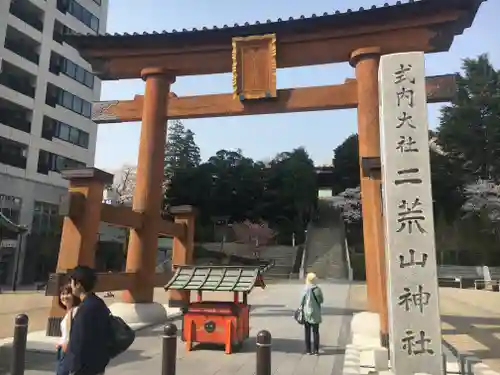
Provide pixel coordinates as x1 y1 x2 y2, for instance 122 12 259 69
344 236 353 282
338 216 353 282
299 222 312 279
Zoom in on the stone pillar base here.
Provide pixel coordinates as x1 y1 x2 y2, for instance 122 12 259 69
351 311 381 347
108 302 174 329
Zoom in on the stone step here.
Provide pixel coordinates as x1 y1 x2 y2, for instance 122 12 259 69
303 205 347 280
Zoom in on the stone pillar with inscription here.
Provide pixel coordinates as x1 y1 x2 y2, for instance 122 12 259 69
122 68 175 304
379 52 443 375
350 47 388 338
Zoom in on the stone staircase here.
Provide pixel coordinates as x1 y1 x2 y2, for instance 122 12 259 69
305 199 347 279
259 246 298 279
201 243 298 279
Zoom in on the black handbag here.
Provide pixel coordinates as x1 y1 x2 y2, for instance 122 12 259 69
294 307 305 325
294 296 306 325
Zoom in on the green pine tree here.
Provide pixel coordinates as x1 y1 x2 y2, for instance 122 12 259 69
164 120 201 182
438 54 500 183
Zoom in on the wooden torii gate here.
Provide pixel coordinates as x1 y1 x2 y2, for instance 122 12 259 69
51 0 483 340
45 167 195 335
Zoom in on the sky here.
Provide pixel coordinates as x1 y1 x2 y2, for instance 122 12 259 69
94 0 499 170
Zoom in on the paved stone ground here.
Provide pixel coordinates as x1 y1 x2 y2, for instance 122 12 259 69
349 283 500 372
4 281 352 375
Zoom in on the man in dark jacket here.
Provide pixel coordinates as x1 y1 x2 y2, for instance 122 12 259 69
65 266 111 375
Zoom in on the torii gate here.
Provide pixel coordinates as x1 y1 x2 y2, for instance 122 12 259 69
46 0 484 340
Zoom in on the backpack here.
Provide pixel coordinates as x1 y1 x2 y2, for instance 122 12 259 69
108 315 135 358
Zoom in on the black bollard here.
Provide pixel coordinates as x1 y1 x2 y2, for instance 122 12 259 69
11 314 28 375
256 330 272 375
162 323 178 375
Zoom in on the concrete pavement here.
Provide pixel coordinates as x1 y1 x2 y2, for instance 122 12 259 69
3 281 353 375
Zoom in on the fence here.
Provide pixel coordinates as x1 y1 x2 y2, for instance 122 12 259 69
4 317 272 375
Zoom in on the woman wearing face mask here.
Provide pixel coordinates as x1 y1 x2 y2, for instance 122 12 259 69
301 272 324 355
56 284 81 375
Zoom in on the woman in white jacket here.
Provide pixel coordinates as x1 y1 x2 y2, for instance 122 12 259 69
56 284 80 375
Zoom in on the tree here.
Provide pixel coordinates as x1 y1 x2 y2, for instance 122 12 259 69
262 147 317 243
165 145 317 245
164 163 214 218
437 54 500 183
327 130 465 226
232 220 276 248
205 149 266 222
430 148 465 223
331 187 362 224
107 164 136 205
164 120 201 182
331 134 360 194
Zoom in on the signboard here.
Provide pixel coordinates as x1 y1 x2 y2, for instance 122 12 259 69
379 52 443 375
232 34 277 101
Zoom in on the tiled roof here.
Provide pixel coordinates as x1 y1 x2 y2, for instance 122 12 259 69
85 2 411 37
65 0 484 47
164 265 267 292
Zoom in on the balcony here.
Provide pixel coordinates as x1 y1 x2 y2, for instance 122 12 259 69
0 62 37 98
0 99 32 134
4 26 41 65
9 0 45 33
0 137 28 170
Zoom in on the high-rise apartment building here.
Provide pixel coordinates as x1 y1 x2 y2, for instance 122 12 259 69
0 0 109 286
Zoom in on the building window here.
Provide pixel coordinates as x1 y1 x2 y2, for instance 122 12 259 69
62 91 73 109
0 137 28 170
0 194 22 224
46 84 92 118
93 0 101 5
58 122 70 140
59 0 100 33
50 53 94 89
32 201 61 234
42 116 89 149
37 150 86 175
53 19 77 44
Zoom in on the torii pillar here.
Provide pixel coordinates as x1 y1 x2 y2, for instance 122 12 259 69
122 67 176 303
350 47 389 341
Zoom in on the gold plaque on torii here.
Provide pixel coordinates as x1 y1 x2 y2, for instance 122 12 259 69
232 34 277 101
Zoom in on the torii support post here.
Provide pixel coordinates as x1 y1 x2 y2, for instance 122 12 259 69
46 167 113 336
350 47 388 343
169 205 195 308
122 67 176 303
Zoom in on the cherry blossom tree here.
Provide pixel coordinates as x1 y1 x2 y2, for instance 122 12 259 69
104 165 136 205
232 220 276 257
330 187 362 224
462 180 500 222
